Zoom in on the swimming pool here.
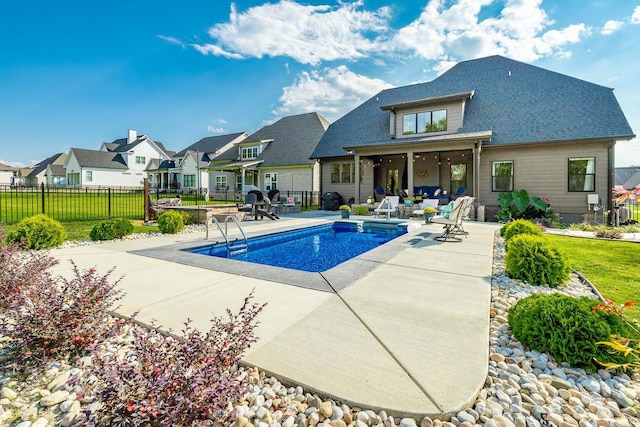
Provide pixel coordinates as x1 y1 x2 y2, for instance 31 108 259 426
189 221 407 273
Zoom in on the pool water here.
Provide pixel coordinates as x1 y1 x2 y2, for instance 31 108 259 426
190 222 406 272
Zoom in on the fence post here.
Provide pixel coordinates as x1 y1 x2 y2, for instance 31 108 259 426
41 183 45 214
108 188 112 218
143 178 149 222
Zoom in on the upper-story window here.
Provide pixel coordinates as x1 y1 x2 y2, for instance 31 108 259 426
241 147 259 160
135 156 146 165
403 110 447 135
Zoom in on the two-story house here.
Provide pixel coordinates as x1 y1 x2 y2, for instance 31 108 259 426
64 130 172 187
311 55 635 223
208 112 329 195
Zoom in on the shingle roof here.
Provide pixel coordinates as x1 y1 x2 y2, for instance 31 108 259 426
312 55 635 158
175 132 247 157
47 164 66 176
28 153 66 177
70 148 128 169
615 167 640 189
250 112 329 167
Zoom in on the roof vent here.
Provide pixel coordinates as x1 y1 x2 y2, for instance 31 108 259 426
508 70 512 77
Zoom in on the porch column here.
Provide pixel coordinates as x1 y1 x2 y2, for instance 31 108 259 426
406 151 414 196
473 140 482 207
354 154 360 203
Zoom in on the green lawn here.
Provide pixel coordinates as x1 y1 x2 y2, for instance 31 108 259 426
546 234 640 322
61 219 160 241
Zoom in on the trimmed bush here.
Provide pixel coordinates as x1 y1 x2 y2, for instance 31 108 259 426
5 214 67 249
505 234 570 287
157 210 185 234
354 205 370 216
179 210 196 225
509 293 630 369
501 219 543 249
90 218 134 241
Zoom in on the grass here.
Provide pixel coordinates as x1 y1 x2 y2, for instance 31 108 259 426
546 234 640 322
61 219 160 241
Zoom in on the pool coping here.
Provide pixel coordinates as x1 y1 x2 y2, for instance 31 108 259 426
130 219 420 293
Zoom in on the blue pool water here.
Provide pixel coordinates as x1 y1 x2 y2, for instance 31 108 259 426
189 222 406 272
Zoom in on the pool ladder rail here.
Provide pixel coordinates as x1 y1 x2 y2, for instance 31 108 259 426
205 215 248 258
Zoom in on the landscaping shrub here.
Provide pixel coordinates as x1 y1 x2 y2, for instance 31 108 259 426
594 229 622 240
5 214 67 249
89 218 134 241
179 210 196 225
509 293 631 369
505 234 569 287
78 292 266 426
501 219 543 249
0 243 124 370
157 210 185 234
354 205 370 216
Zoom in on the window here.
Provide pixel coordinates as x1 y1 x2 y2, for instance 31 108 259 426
183 174 196 187
135 156 146 165
264 172 277 191
450 164 467 192
331 163 354 183
402 109 447 134
85 171 93 182
236 174 242 190
568 157 595 192
241 147 258 160
215 175 227 189
492 161 513 192
67 172 80 185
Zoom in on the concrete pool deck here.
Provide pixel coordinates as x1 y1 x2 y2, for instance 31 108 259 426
49 212 499 419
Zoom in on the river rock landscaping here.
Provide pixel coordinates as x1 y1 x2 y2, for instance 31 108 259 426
0 231 638 427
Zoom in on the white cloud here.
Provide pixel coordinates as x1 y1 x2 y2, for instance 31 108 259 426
193 1 390 65
601 20 623 35
387 0 589 67
207 126 227 133
272 65 393 121
157 35 186 48
0 159 26 168
632 6 640 24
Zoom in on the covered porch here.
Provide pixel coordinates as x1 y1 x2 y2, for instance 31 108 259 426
348 132 490 207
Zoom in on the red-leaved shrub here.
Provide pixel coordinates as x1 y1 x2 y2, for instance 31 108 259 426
0 243 124 370
77 292 266 426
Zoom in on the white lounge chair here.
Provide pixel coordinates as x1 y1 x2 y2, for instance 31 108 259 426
431 196 468 242
375 196 400 219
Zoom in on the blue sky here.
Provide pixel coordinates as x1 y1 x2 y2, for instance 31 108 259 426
1 0 639 167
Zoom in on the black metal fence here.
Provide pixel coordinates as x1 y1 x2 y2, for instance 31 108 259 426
0 184 323 224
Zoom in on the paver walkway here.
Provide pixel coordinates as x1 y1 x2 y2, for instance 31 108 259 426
49 215 499 419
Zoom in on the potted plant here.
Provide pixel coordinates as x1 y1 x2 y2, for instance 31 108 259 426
423 206 437 223
339 205 351 218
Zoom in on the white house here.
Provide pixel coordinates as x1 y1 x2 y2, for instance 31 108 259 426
64 130 172 187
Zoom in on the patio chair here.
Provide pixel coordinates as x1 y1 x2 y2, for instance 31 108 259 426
452 196 475 236
237 192 257 221
375 196 400 220
451 186 468 200
431 196 468 242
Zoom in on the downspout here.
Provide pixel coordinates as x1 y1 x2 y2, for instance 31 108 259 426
354 153 360 203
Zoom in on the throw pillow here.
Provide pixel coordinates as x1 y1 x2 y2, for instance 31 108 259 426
440 201 455 218
434 188 441 196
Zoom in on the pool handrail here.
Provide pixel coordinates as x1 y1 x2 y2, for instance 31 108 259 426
205 215 249 257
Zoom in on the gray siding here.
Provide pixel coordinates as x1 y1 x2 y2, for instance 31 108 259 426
393 100 464 140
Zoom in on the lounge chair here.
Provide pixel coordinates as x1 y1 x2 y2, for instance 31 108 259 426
375 196 400 219
237 192 257 221
453 196 475 235
431 196 468 242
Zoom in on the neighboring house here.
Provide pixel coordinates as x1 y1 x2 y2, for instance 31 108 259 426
45 163 67 187
209 112 329 195
64 130 172 187
19 153 67 187
147 132 248 193
615 166 640 190
311 55 635 223
0 163 18 186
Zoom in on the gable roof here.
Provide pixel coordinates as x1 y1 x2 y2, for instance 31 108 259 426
252 112 330 167
104 134 172 157
312 55 635 158
615 166 640 189
27 153 66 177
175 132 248 157
69 148 128 169
47 164 66 176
